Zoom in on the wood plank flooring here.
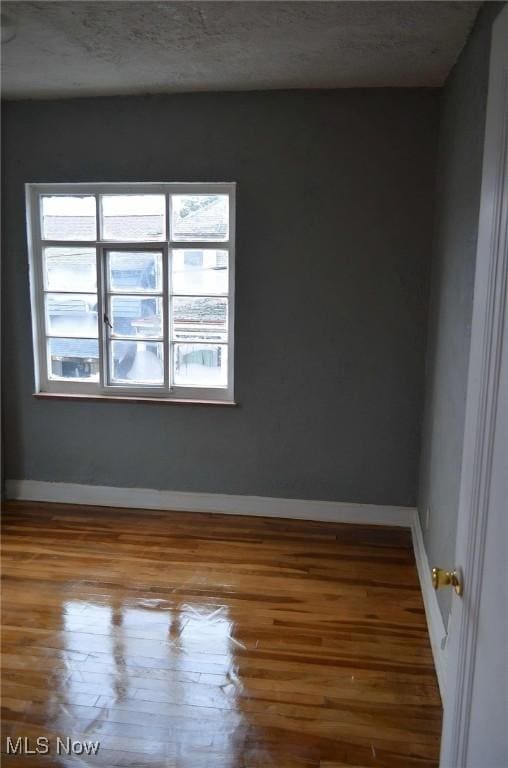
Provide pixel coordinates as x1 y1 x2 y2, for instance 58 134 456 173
1 501 441 767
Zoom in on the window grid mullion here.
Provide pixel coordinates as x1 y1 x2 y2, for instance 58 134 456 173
42 289 99 296
161 242 170 392
167 194 173 391
169 241 230 249
171 293 229 299
45 334 99 340
105 290 163 296
97 245 107 388
95 193 101 241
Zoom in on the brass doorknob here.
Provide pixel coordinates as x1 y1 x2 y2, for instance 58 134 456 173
431 567 463 596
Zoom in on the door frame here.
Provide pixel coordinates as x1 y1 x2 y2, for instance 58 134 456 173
439 6 508 766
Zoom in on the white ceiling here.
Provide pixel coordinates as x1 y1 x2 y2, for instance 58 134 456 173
1 1 481 100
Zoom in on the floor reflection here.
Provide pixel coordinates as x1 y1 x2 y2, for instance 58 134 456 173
50 594 247 766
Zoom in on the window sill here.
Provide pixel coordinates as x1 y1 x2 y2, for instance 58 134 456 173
34 392 238 407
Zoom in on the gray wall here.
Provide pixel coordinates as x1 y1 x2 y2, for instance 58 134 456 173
2 89 438 505
418 3 503 621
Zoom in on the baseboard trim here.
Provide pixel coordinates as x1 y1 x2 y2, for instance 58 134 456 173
5 479 446 697
6 479 414 526
410 510 448 700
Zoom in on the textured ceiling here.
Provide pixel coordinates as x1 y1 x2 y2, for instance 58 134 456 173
1 1 481 100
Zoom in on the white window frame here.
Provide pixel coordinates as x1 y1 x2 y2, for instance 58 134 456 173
26 182 236 402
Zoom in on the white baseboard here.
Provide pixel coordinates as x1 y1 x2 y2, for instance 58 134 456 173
5 479 446 697
410 509 448 700
6 479 414 526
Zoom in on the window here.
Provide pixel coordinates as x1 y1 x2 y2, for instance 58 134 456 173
26 183 236 402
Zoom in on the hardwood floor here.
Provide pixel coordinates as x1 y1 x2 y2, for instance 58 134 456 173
1 501 441 767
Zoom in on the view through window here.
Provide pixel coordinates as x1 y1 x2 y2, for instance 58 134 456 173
27 183 235 401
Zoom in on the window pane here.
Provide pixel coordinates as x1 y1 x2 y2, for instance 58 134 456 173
172 249 228 295
173 343 227 387
171 195 228 242
172 297 227 342
110 340 164 384
108 251 162 293
41 196 96 241
110 296 163 339
48 338 99 380
101 195 165 241
43 247 97 292
45 294 98 337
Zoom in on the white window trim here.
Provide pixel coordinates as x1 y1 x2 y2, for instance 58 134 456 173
26 182 236 403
